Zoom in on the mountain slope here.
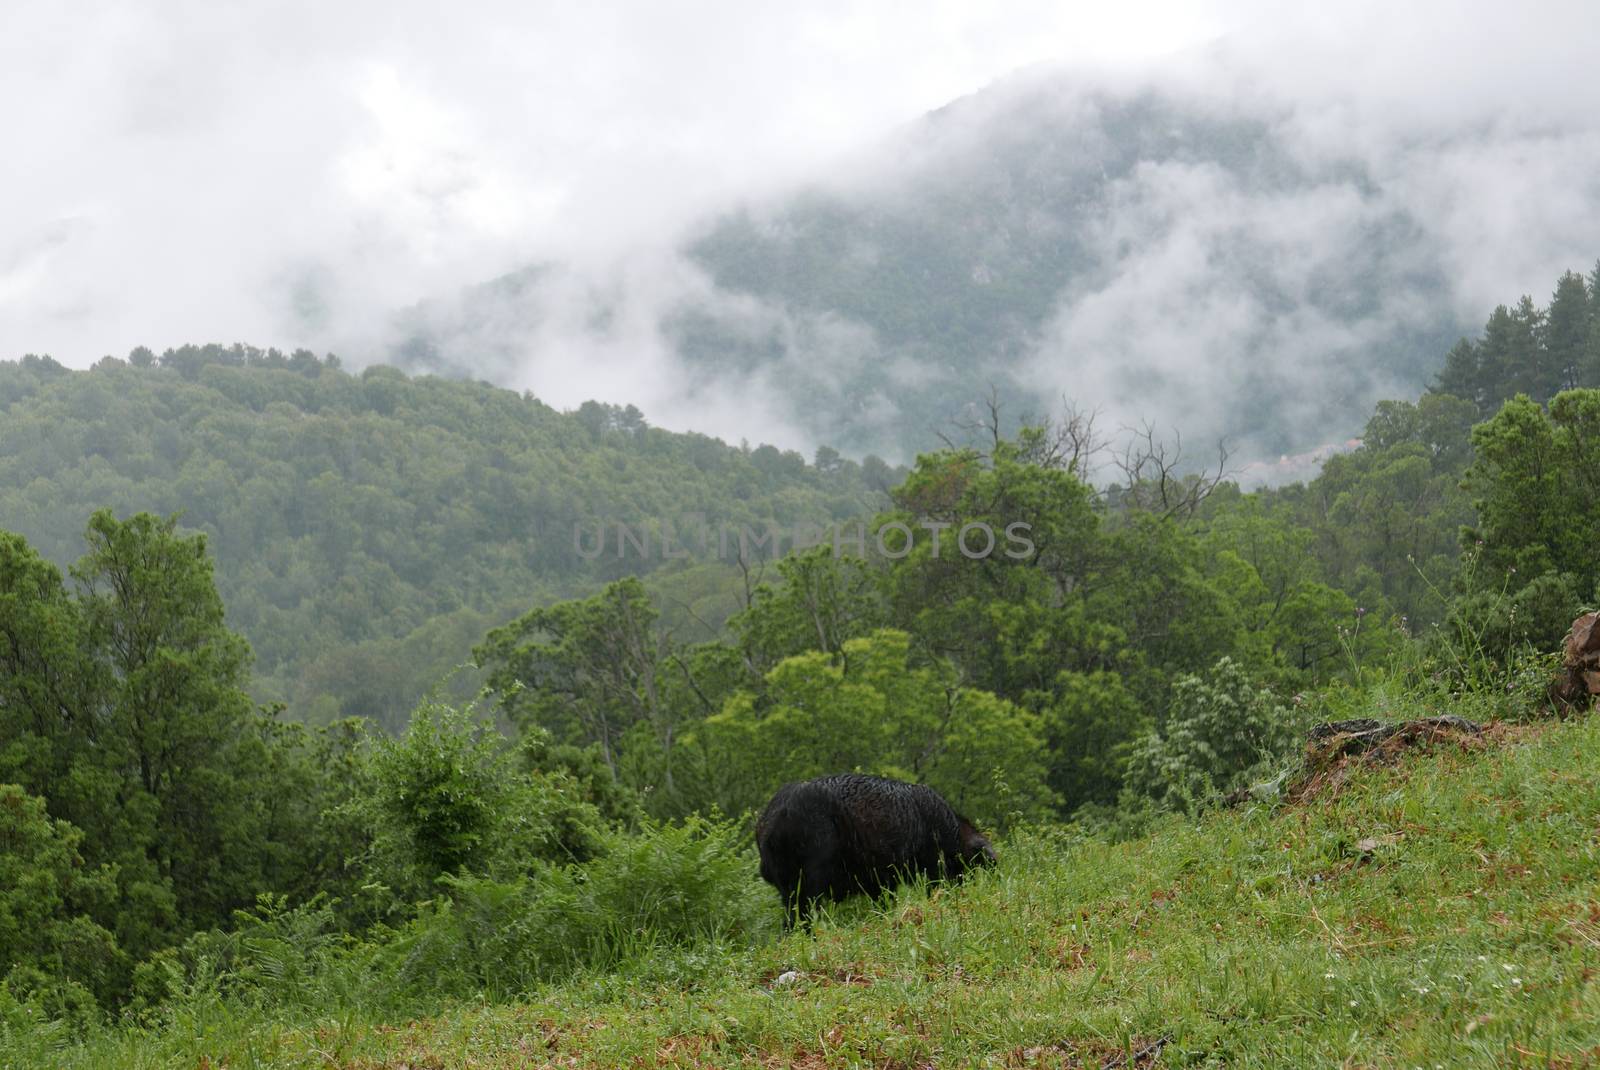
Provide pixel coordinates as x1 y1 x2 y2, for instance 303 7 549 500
682 84 1460 461
0 350 891 727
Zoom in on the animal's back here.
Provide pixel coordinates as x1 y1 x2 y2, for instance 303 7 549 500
755 774 974 920
814 774 962 875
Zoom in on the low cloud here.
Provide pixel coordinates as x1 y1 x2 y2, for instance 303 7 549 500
4 1 1599 466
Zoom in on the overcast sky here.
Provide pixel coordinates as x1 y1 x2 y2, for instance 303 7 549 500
3 0 1598 453
0 1 1240 359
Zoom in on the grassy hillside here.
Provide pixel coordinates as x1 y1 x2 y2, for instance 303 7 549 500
24 706 1600 1068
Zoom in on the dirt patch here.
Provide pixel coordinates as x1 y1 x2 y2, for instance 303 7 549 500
641 1032 726 1067
759 1049 836 1070
1285 715 1486 805
1508 1042 1600 1069
1052 940 1093 971
758 1041 928 1070
823 967 876 987
1482 719 1556 746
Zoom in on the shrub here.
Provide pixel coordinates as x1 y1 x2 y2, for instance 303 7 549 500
1122 658 1300 813
126 894 352 1019
379 815 772 1000
353 699 607 903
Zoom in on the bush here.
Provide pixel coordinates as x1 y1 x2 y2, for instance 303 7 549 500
1442 570 1584 672
378 815 772 1001
126 894 351 1019
353 699 607 903
1122 658 1300 813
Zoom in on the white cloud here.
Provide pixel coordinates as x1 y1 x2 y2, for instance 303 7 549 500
2 0 1598 460
0 0 1255 364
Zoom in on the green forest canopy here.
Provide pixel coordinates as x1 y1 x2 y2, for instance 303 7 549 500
0 347 895 729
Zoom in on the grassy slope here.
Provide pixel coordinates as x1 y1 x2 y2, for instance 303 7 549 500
33 715 1600 1069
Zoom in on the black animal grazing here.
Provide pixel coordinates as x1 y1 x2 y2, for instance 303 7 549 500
755 773 996 926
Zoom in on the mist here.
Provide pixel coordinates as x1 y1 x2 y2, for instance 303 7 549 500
4 0 1599 464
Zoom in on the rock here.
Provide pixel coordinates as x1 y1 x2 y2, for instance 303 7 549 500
1567 611 1600 659
1552 612 1600 707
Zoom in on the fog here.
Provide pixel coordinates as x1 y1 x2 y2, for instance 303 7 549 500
4 0 1599 462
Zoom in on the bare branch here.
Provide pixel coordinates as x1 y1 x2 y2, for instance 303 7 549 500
1111 421 1233 520
1021 397 1107 476
733 541 767 614
945 383 1007 454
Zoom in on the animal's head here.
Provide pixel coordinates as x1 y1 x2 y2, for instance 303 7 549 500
957 818 998 867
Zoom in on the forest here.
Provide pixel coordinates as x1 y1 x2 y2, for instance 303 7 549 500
3 261 1600 1058
0 348 894 730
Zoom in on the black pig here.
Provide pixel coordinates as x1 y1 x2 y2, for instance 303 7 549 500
755 773 996 926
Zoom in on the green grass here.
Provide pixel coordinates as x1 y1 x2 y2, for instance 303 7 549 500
13 715 1600 1068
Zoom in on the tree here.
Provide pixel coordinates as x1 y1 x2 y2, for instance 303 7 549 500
0 532 94 803
882 434 1103 694
478 578 656 774
1431 338 1481 409
0 786 122 1010
1364 394 1477 468
694 630 1055 828
1200 499 1382 681
1586 260 1600 386
1300 397 1475 630
356 701 605 899
729 546 885 671
1041 670 1146 810
1464 393 1582 587
2 514 338 981
1507 295 1551 402
1476 304 1520 413
1455 387 1600 654
1546 271 1591 392
476 577 708 801
71 511 258 930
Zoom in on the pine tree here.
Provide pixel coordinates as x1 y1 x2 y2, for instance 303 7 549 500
1476 304 1519 414
1506 294 1549 402
1432 337 1481 407
1545 271 1591 392
1583 260 1600 387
